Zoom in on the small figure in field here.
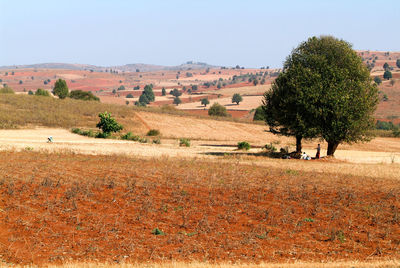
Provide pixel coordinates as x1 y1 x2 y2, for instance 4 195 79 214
47 136 53 143
301 152 311 160
316 144 321 159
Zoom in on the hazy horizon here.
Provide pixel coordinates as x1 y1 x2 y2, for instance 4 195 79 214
1 0 399 68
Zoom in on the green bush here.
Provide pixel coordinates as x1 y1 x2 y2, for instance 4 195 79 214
147 129 160 136
35 88 50 97
237 141 250 150
96 111 123 137
179 138 190 147
69 90 100 101
121 132 140 141
208 103 228 117
126 93 134 98
72 128 81 134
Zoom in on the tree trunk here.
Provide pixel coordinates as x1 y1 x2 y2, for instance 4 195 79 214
296 136 302 153
327 141 339 156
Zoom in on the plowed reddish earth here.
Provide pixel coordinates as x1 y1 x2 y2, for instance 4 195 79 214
0 151 399 265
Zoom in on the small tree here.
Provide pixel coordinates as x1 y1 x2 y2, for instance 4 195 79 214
125 100 129 105
383 62 389 71
383 70 392 80
232 93 243 105
201 98 210 107
126 93 134 98
28 90 34 95
139 94 149 104
53 79 69 99
173 96 182 106
253 79 259 86
171 88 182 97
208 103 228 117
396 59 400 68
19 80 23 84
390 79 395 86
96 112 123 137
161 87 166 96
143 85 155 102
374 76 382 85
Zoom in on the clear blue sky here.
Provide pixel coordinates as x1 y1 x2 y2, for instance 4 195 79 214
1 0 399 68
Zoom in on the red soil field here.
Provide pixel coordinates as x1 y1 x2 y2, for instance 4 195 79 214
1 151 399 266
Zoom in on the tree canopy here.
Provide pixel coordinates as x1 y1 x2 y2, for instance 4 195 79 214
96 111 123 136
53 79 69 99
232 93 243 105
201 98 210 107
208 103 228 117
263 36 378 156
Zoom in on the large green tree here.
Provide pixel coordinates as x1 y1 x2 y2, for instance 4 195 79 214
263 36 378 156
53 79 69 99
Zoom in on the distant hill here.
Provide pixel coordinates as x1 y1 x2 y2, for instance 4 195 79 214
0 61 219 72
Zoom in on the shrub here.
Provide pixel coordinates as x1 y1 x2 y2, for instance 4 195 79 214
237 141 250 150
0 86 14 94
121 132 140 141
374 76 382 85
126 93 134 98
69 90 99 101
179 138 190 147
161 87 166 96
72 128 81 134
152 138 161 144
35 88 50 97
208 103 228 117
95 132 109 139
118 85 125 90
147 129 160 136
28 90 34 95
